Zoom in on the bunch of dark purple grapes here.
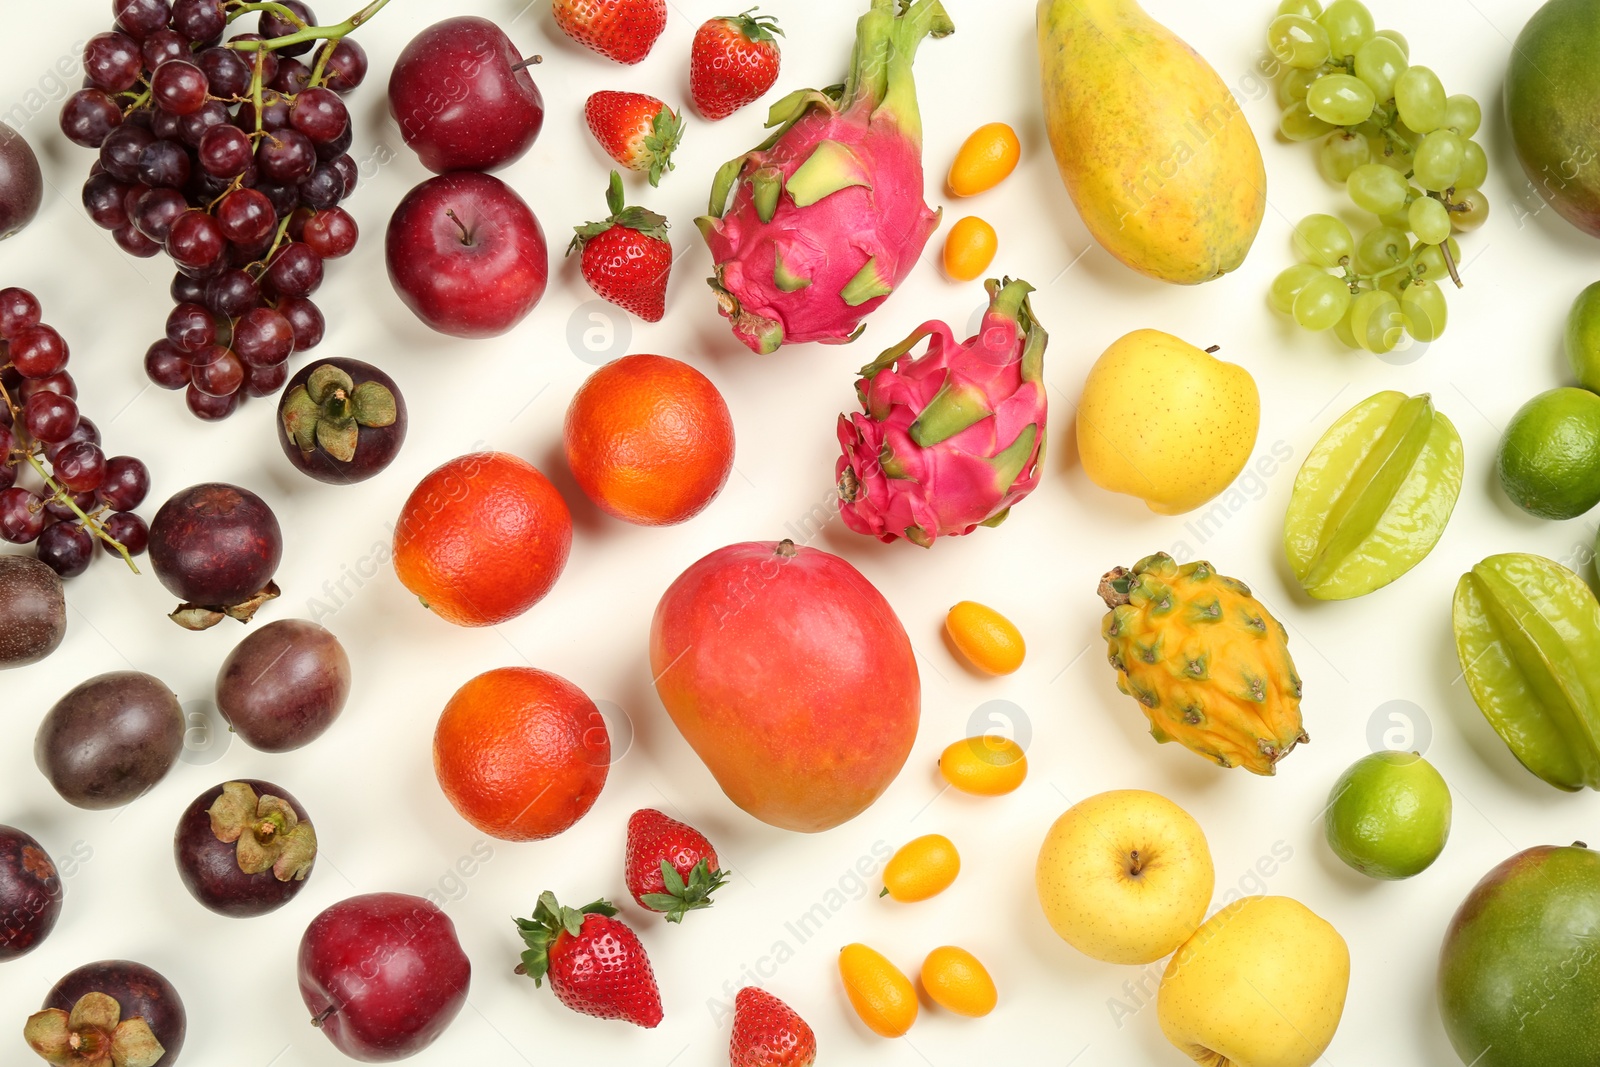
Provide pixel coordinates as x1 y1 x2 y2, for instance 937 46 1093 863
0 288 152 578
61 0 379 422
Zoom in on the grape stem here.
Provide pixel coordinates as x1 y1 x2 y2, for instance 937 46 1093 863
226 0 393 53
226 2 310 28
1440 240 1463 289
20 449 139 574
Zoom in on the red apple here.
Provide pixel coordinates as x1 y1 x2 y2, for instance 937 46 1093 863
649 540 920 832
386 172 547 339
299 892 470 1062
388 16 544 173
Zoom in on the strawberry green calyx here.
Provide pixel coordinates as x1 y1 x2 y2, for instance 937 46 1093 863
208 780 318 882
641 858 729 924
569 172 670 256
281 364 397 465
636 105 685 188
721 7 784 45
514 892 618 986
24 994 164 1067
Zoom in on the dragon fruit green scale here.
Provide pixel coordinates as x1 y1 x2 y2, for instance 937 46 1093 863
696 0 953 354
837 278 1049 546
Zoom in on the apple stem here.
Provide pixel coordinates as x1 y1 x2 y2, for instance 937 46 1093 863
311 1006 338 1028
1127 849 1143 876
511 56 544 73
445 209 473 246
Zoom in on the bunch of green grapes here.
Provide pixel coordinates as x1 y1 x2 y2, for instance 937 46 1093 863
1265 0 1488 354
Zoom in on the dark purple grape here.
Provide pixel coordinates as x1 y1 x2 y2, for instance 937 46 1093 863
114 223 162 258
177 100 229 147
120 182 149 220
234 307 294 367
175 778 315 915
277 296 323 352
103 511 149 556
172 0 226 43
166 302 215 354
145 339 190 390
123 108 153 129
99 457 151 511
236 88 291 131
132 187 188 243
271 57 312 95
254 179 299 220
264 242 322 298
227 232 274 269
152 60 208 117
167 210 226 275
99 123 154 183
83 32 143 93
0 826 61 960
170 272 207 305
21 372 76 401
44 418 100 463
186 167 237 202
313 38 367 94
43 490 95 521
0 488 45 544
60 89 123 149
149 482 280 609
331 153 357 198
185 384 240 420
297 163 342 211
37 522 94 579
198 45 251 99
25 393 78 444
256 128 315 184
10 325 69 378
215 187 275 245
82 172 131 229
137 138 191 189
302 207 356 259
260 1 317 55
0 287 40 338
150 107 183 142
141 29 191 72
52 445 106 495
0 464 16 494
228 36 279 86
206 269 261 318
198 123 251 177
285 204 313 242
113 0 172 38
245 361 288 397
191 348 244 397
314 120 353 162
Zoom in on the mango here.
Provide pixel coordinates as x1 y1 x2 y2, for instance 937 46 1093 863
1507 0 1600 239
1036 0 1267 284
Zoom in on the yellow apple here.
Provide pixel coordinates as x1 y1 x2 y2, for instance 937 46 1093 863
1158 896 1350 1067
1035 789 1214 965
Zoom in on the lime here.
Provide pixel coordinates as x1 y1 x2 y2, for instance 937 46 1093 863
1567 281 1600 393
1496 387 1600 520
1324 751 1451 880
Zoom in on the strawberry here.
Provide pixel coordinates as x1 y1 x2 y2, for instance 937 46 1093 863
690 9 785 121
584 91 684 187
730 987 816 1067
514 891 664 1028
551 0 666 66
568 172 673 323
625 808 728 923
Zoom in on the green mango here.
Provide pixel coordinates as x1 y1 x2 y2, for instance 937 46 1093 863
1452 553 1600 791
1507 0 1600 238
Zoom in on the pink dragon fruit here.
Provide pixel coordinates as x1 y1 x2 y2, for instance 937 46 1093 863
836 278 1048 546
696 0 952 354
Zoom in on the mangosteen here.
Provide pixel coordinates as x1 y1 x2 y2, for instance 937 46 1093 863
26 959 186 1064
174 779 317 918
0 556 66 668
277 358 407 484
148 483 282 630
0 825 62 961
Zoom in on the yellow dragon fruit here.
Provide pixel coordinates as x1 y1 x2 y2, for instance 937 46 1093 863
696 0 952 354
836 277 1048 546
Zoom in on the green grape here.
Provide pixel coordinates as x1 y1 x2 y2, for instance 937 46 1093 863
1415 238 1461 282
1457 140 1488 188
1281 101 1337 141
1346 162 1410 215
1410 196 1452 245
1332 305 1363 349
1378 270 1409 297
1356 225 1411 274
1307 74 1377 126
1353 36 1407 102
1379 210 1412 231
1401 279 1449 342
1269 15 1332 69
1270 263 1328 314
1319 131 1372 183
1443 94 1481 138
1351 288 1403 353
1395 66 1446 133
1450 187 1490 233
1413 129 1465 191
1278 67 1318 108
1368 133 1415 174
1318 0 1375 57
1293 213 1355 267
1294 274 1353 330
1375 28 1409 59
1277 0 1322 16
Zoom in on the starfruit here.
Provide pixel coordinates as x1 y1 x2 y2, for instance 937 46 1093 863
1284 391 1463 600
1452 553 1600 792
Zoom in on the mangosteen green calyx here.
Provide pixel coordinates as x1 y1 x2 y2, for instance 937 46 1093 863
24 991 164 1067
208 781 317 882
281 364 398 466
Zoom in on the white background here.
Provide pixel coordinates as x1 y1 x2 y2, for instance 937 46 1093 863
0 1 1589 1064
